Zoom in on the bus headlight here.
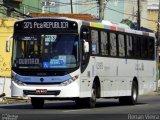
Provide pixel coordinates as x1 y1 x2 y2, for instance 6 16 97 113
12 72 26 86
13 79 26 86
60 75 79 86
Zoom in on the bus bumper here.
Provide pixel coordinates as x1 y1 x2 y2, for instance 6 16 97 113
11 81 80 98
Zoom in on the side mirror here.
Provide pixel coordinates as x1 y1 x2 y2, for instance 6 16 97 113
83 40 89 53
6 35 13 52
6 40 10 52
81 27 89 40
82 31 88 39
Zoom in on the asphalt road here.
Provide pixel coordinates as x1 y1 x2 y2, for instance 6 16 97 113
0 94 160 120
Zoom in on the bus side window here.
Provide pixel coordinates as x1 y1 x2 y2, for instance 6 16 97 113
110 32 117 56
148 37 154 60
91 30 99 55
100 31 109 56
133 36 141 58
118 34 125 57
126 35 134 57
141 37 148 59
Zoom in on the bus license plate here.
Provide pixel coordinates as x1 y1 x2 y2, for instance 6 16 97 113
36 89 47 94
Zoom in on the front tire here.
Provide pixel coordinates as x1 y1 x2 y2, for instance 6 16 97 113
86 83 97 108
75 83 97 108
31 97 44 109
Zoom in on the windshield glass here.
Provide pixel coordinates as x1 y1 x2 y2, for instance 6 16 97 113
12 34 79 69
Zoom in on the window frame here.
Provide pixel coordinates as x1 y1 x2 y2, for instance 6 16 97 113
89 27 155 61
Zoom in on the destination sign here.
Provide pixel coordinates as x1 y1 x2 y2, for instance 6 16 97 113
18 58 40 65
23 21 69 29
14 19 78 34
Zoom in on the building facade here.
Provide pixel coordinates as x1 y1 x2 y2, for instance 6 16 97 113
0 18 16 97
147 0 159 32
123 0 148 29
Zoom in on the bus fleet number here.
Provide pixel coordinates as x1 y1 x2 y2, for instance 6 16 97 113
96 62 103 69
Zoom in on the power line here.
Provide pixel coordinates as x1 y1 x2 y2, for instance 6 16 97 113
47 1 97 5
20 1 97 14
79 6 97 14
105 6 135 17
28 0 159 23
105 5 158 23
20 3 58 13
0 1 158 24
0 3 32 18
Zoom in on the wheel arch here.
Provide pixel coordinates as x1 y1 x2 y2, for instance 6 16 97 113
93 76 101 98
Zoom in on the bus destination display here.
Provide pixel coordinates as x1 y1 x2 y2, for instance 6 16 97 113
23 21 69 29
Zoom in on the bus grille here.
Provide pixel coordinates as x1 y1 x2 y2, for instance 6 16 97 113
23 90 60 96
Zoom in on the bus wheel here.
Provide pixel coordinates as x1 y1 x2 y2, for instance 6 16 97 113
119 81 138 105
75 83 97 108
87 83 97 108
129 81 138 105
31 97 44 109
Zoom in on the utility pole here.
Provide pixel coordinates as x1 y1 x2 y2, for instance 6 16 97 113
157 0 160 41
99 0 105 20
137 0 141 30
70 0 73 14
7 7 13 17
157 0 160 91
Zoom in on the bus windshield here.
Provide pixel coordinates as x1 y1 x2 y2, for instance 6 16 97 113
12 34 79 69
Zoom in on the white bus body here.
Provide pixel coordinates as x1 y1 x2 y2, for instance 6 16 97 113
11 18 157 108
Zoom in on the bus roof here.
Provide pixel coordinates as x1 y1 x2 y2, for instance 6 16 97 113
82 20 156 38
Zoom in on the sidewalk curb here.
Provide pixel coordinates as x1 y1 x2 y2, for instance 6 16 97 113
0 97 30 104
142 91 160 96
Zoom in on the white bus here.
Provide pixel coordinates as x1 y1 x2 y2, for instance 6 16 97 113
10 18 157 108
